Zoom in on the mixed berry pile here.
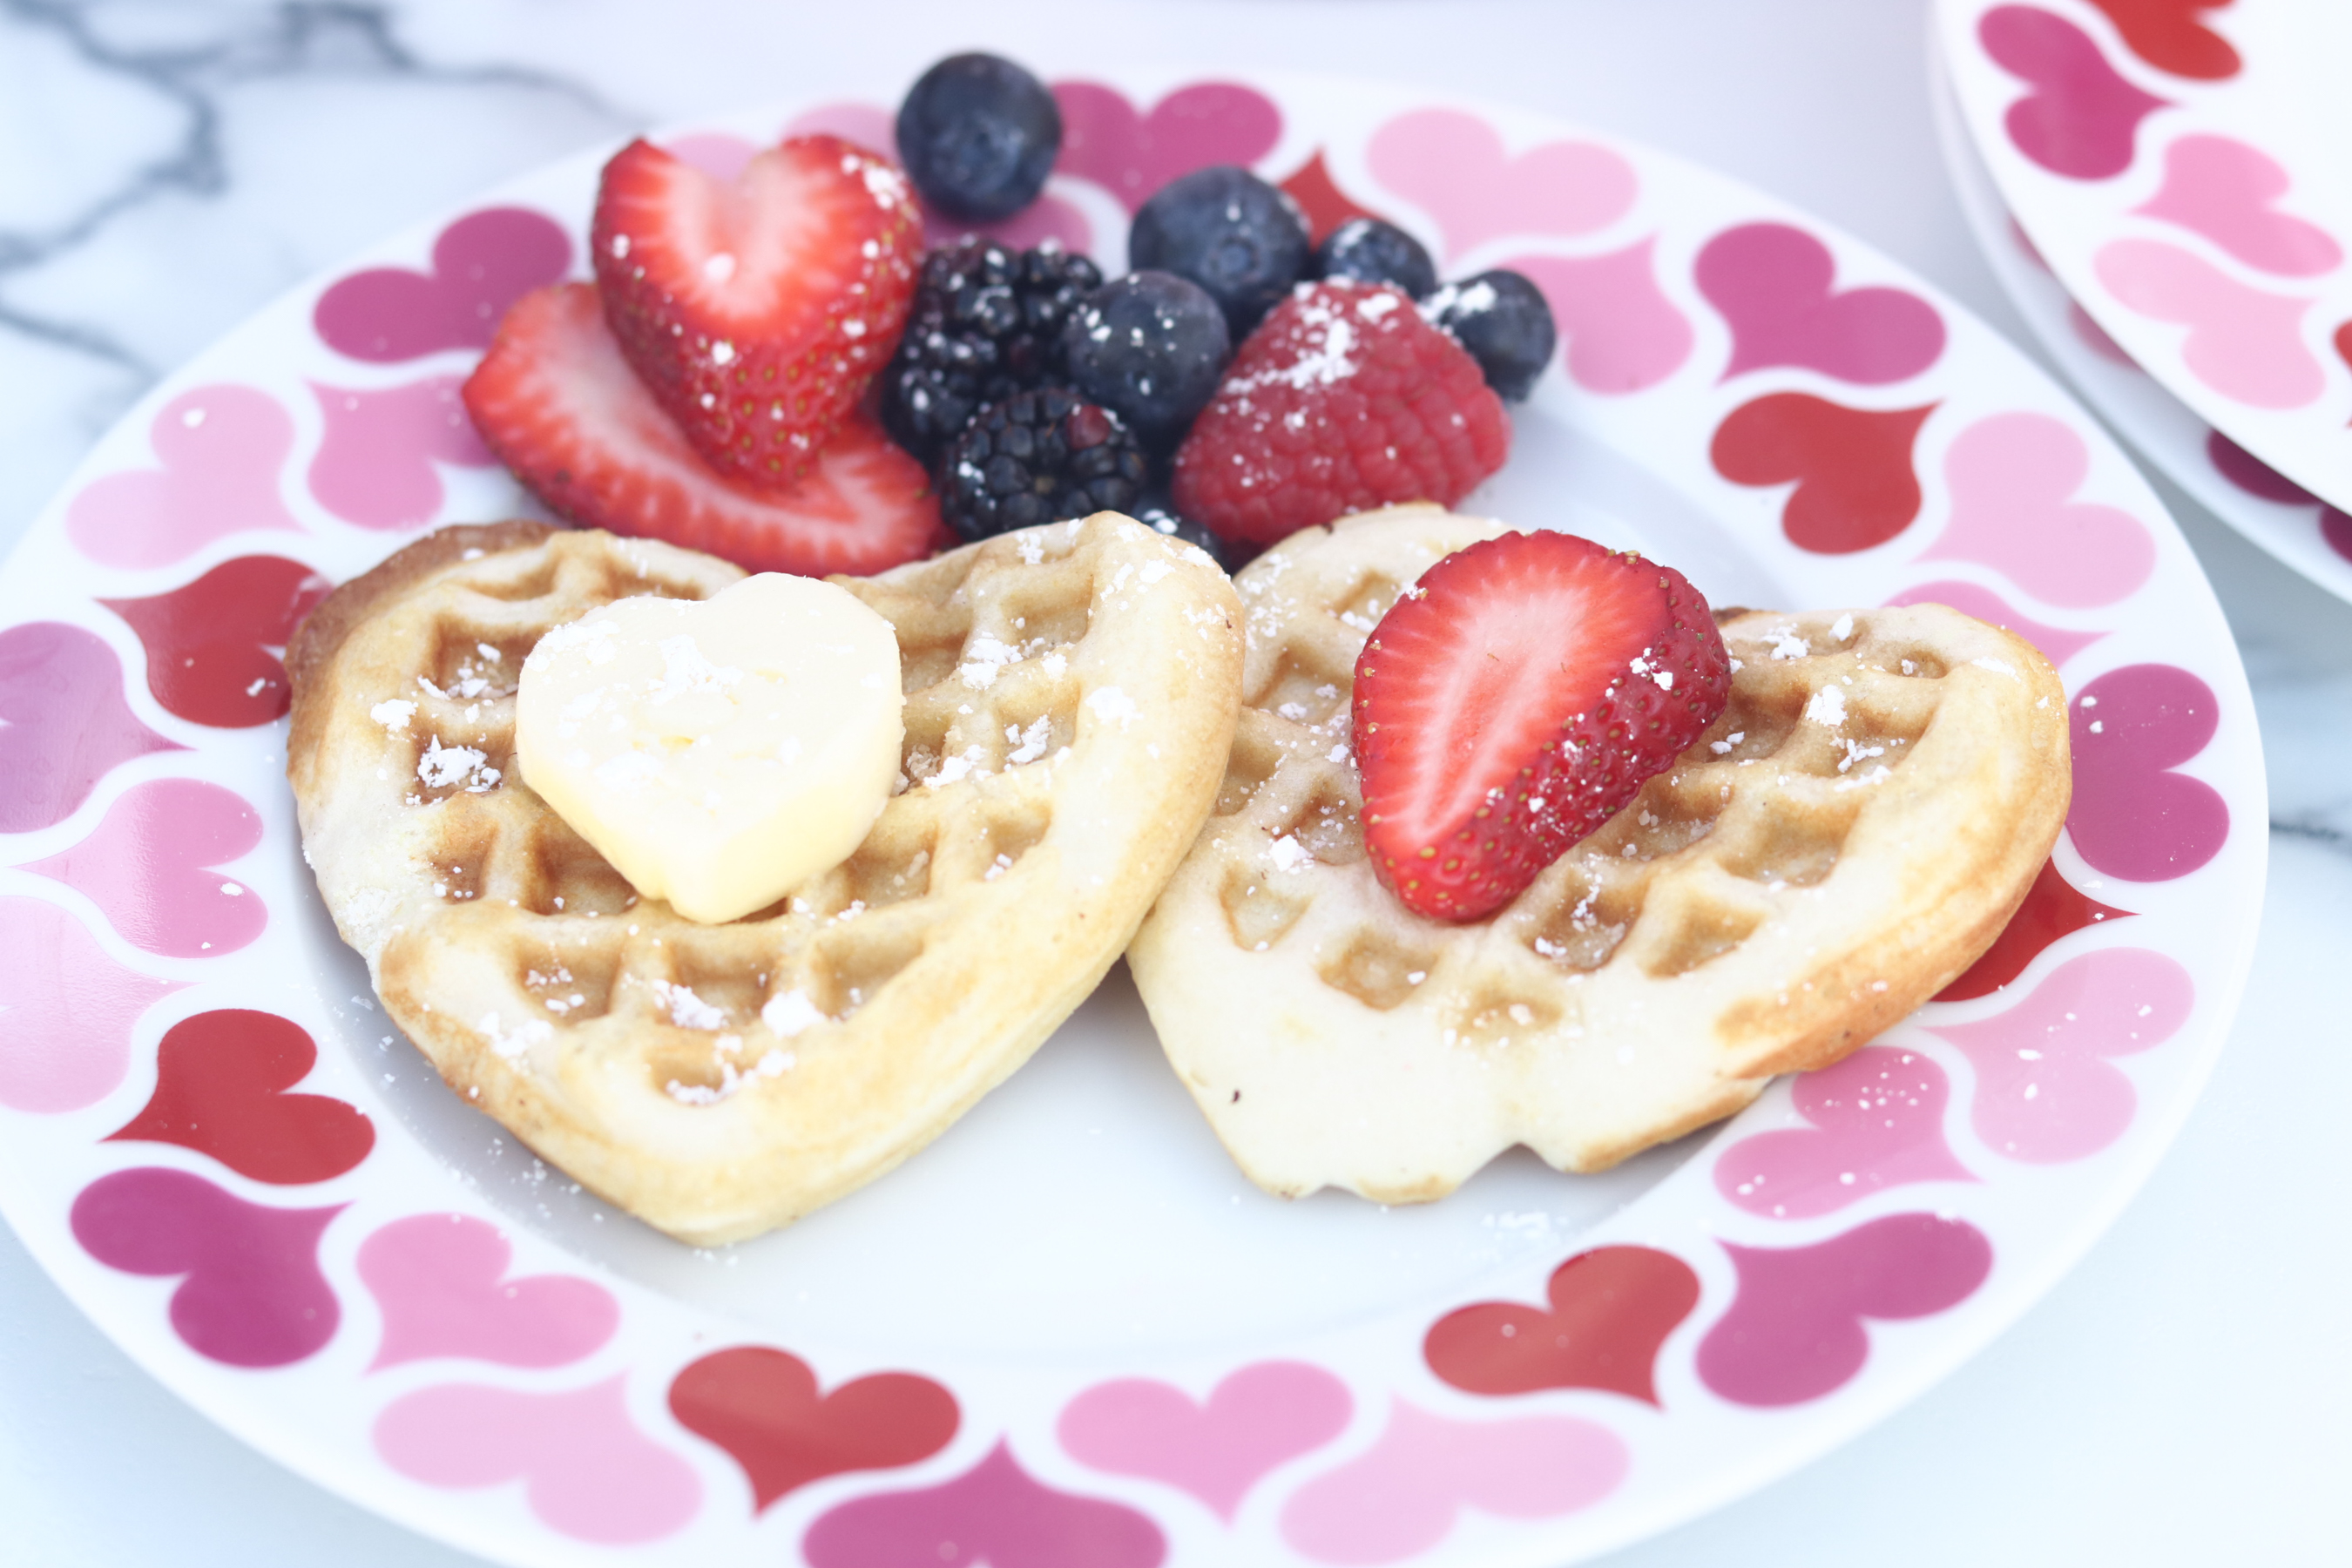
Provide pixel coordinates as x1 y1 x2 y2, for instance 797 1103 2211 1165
462 49 1557 578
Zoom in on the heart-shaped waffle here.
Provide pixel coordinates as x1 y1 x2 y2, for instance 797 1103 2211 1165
288 516 1241 1243
1127 505 2070 1201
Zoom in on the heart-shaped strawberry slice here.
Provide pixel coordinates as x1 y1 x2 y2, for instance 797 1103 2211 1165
591 134 921 489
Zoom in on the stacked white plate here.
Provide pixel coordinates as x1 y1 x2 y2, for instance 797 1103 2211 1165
1932 0 2352 604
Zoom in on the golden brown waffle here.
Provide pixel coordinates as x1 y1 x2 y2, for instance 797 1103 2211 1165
1126 505 2071 1202
289 517 1241 1244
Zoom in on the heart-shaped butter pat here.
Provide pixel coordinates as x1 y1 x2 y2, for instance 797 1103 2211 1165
515 574 900 923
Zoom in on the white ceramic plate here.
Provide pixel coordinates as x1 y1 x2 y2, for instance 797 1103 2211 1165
1936 0 2352 511
1927 27 2352 606
0 70 2264 1568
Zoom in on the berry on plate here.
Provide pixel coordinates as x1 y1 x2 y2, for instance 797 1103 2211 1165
878 239 1102 466
1311 217 1437 300
1424 269 1558 402
463 283 948 577
895 52 1063 222
1128 165 1311 336
1351 531 1731 922
938 387 1149 541
591 133 921 489
1171 280 1510 546
1059 270 1231 448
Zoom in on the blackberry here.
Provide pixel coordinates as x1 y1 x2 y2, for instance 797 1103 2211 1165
1424 269 1558 402
896 53 1062 222
1128 166 1310 336
1311 217 1437 300
1060 270 1232 448
877 240 1104 465
941 387 1151 541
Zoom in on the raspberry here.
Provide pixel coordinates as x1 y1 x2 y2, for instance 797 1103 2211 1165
1170 280 1510 547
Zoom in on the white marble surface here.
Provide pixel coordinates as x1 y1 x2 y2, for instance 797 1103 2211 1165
2 1 2348 1564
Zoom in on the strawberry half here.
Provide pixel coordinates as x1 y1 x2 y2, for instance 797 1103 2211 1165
591 133 922 489
1352 531 1731 923
463 283 949 577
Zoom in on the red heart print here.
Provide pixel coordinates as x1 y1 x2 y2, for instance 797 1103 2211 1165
2206 429 2352 546
1695 223 1946 384
313 206 571 362
1695 1213 1992 1407
1981 7 2172 180
359 1213 617 1369
71 1166 344 1367
1366 107 1637 263
1936 856 2132 1001
21 779 266 957
803 1440 1164 1568
1278 1400 1625 1565
0 621 184 833
98 555 330 728
1885 579 2105 667
0 896 187 1113
1057 1361 1350 1521
1924 948 2192 1163
669 1345 956 1514
375 1375 702 1544
106 1010 373 1183
64 385 303 569
1423 1246 1699 1405
1051 81 1282 214
2067 663 2227 881
2084 0 2241 80
308 375 496 531
1710 394 1935 553
1278 151 1394 246
1713 1047 1975 1220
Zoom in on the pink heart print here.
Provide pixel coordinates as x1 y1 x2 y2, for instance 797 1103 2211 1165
1058 1361 1351 1521
1714 1046 1976 1220
0 896 186 1113
308 375 495 531
1916 411 2155 607
1695 223 1947 384
1884 579 2105 667
358 1213 619 1370
803 1440 1166 1568
2093 239 2322 408
19 779 266 958
2133 134 2342 278
1980 6 2171 180
769 112 1092 253
1501 240 1693 394
1696 1213 1993 1408
1366 108 1635 263
1277 1399 1626 1565
312 206 572 362
1051 81 1283 214
1924 948 2193 1163
64 385 301 569
2065 662 2228 881
71 1166 344 1367
375 1375 702 1544
0 621 184 833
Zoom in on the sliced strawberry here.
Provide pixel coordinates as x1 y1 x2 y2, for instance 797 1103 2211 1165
1352 531 1730 923
591 133 922 489
463 283 949 577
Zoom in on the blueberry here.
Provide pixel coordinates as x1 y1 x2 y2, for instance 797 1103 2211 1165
1310 217 1436 300
1128 166 1309 336
896 54 1062 223
1425 269 1557 402
1132 490 1235 571
1059 271 1232 448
